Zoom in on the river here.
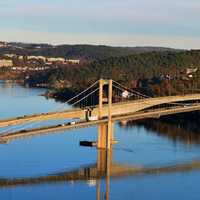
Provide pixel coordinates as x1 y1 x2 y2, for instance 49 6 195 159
0 82 200 200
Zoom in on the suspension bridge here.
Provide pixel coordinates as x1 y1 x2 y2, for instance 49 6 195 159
0 79 200 148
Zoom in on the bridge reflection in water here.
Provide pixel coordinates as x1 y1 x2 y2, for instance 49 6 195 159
1 144 200 200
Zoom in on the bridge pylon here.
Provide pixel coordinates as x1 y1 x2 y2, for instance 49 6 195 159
97 79 114 149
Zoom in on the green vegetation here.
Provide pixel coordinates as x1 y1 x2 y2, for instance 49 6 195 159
26 50 200 99
0 43 179 60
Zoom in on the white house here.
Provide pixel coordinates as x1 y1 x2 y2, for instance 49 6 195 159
66 59 80 64
122 90 130 98
0 59 13 67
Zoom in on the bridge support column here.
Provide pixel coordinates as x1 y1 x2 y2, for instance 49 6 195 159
98 124 107 149
97 122 115 149
97 79 114 149
107 79 113 150
99 79 104 119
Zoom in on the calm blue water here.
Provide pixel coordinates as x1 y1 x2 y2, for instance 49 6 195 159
0 82 200 200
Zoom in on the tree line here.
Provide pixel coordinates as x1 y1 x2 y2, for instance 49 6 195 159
26 50 200 98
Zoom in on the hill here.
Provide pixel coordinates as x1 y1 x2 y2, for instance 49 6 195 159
0 42 181 61
26 50 200 98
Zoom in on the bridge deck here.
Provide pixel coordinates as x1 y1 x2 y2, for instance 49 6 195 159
1 93 200 128
1 104 200 143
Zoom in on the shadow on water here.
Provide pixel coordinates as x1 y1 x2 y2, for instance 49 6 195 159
119 111 200 146
1 148 200 199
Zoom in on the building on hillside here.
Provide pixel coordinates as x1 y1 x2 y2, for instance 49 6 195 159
27 56 46 62
47 57 65 62
18 56 24 60
0 41 8 48
186 67 198 75
121 90 130 98
0 59 13 67
4 54 16 58
66 59 80 64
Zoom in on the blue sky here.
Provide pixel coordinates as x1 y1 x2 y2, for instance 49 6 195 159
0 0 200 49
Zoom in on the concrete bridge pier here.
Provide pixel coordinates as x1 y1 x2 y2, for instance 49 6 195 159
97 122 115 149
97 79 114 149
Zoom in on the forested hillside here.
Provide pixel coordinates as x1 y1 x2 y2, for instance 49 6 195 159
26 50 200 98
0 43 179 61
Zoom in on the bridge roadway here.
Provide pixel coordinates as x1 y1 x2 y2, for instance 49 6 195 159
1 103 200 143
0 93 200 128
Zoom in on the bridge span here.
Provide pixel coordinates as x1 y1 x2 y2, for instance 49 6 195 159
1 103 200 144
0 93 200 128
0 79 200 148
